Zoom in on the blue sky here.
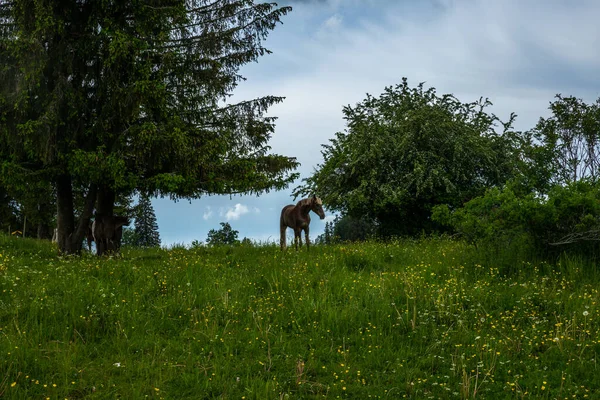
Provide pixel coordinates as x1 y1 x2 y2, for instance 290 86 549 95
152 0 600 247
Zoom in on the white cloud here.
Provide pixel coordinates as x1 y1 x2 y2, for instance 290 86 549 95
203 206 213 220
322 13 342 31
225 203 250 221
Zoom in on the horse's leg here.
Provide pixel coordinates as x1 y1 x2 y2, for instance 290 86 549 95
305 227 310 251
294 229 301 251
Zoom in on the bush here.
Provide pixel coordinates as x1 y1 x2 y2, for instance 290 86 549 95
433 180 600 261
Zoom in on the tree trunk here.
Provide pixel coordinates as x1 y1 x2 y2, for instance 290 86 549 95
56 174 76 253
94 185 117 256
36 199 54 240
56 174 97 254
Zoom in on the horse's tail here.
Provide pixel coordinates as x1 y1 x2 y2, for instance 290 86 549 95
280 205 292 250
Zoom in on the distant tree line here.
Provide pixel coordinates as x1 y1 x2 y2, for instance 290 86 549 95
316 215 375 244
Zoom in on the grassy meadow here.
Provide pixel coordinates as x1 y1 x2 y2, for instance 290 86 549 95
1 235 600 399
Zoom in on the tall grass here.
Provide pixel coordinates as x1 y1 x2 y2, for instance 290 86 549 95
1 235 599 399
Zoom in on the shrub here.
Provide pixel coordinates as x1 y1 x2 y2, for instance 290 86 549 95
433 180 600 261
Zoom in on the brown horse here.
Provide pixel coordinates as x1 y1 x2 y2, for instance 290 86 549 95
280 195 325 251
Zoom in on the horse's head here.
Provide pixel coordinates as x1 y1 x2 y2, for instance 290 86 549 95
311 195 326 220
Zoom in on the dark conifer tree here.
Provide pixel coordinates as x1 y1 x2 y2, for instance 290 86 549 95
134 195 161 248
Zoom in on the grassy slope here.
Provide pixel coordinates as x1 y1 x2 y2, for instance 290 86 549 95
1 235 599 399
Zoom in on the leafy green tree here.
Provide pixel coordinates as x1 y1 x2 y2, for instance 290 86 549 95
206 222 239 246
524 95 600 191
295 78 517 237
0 0 299 254
133 194 161 248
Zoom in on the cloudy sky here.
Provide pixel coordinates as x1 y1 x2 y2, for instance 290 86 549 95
152 0 600 247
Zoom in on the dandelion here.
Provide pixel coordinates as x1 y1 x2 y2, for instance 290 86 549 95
10 382 16 387
583 311 589 316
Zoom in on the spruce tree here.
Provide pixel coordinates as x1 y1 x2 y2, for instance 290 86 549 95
134 195 161 248
0 0 299 254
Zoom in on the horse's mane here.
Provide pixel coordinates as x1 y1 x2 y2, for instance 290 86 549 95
296 198 311 207
296 196 322 207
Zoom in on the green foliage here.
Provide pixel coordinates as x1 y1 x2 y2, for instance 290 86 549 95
432 185 543 265
189 239 203 249
295 78 518 237
432 95 600 263
206 222 239 246
240 237 254 247
317 215 376 244
332 215 376 242
120 227 139 248
2 236 600 398
433 180 600 261
133 194 161 248
527 95 600 189
0 163 55 239
0 185 19 234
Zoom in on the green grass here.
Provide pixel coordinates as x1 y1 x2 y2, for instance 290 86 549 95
1 235 600 399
